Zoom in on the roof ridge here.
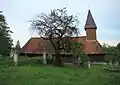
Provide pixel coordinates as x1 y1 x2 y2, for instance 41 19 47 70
30 36 87 39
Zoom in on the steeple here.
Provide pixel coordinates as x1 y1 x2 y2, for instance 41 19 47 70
85 10 97 30
85 10 97 40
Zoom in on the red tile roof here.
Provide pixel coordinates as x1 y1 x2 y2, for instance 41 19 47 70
20 37 55 54
84 40 104 54
20 36 104 55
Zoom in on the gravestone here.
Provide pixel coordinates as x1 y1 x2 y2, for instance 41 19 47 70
77 57 81 65
115 61 119 67
0 55 1 59
109 60 112 66
14 51 18 66
88 60 91 69
43 51 47 64
48 53 52 60
10 49 14 58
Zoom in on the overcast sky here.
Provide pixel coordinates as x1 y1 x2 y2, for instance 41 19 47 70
0 0 120 47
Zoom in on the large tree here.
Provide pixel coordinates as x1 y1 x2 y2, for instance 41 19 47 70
0 11 13 56
30 8 79 66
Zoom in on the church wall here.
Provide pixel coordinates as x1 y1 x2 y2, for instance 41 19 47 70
88 54 105 62
86 29 96 40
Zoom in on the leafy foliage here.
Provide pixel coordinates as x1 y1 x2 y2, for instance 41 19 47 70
70 42 88 64
117 43 120 51
0 12 13 56
116 43 120 61
102 43 120 62
46 56 52 64
30 7 79 66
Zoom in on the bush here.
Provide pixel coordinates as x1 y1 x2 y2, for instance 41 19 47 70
46 56 52 64
37 57 43 64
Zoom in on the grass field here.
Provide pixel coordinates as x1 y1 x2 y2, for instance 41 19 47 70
0 58 120 85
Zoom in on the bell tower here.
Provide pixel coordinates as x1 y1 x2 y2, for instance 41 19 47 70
85 10 97 40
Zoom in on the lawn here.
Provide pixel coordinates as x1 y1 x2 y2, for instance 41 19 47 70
0 58 120 85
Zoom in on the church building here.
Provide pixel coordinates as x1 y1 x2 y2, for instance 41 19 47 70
20 10 105 62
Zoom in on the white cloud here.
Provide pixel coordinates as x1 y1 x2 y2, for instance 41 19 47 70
98 40 120 46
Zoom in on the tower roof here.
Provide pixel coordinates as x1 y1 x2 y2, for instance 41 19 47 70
85 10 97 30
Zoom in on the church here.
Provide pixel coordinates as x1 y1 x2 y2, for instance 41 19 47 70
20 10 105 62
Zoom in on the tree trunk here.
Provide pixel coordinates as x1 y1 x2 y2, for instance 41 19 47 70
49 40 62 66
54 51 62 66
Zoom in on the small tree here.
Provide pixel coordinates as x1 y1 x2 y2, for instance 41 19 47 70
70 42 88 65
116 43 120 62
103 43 120 63
30 8 79 66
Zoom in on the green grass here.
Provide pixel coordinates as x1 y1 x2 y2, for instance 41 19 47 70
0 58 120 85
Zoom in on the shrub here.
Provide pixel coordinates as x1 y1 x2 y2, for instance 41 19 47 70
37 57 43 64
46 56 52 64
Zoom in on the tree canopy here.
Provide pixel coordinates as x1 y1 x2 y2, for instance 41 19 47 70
0 12 13 56
30 8 79 66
